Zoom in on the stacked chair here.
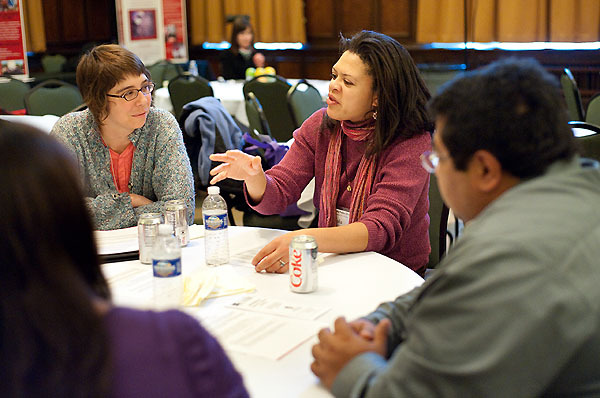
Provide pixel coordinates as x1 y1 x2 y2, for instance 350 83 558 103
168 74 214 120
287 79 324 128
0 76 30 114
561 68 585 121
148 60 183 86
24 79 83 116
243 75 295 142
569 121 600 161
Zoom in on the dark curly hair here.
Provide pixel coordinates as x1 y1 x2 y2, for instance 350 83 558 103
326 30 432 157
429 57 577 178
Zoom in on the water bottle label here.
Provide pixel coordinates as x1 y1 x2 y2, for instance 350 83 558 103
204 213 228 231
152 258 182 277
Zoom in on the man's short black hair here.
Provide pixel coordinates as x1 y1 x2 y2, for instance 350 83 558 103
429 58 577 178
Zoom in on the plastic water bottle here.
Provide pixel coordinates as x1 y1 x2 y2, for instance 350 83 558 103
152 224 183 308
188 60 199 76
202 186 229 266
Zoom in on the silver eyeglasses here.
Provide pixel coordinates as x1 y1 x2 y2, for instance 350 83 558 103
107 82 155 101
420 150 446 174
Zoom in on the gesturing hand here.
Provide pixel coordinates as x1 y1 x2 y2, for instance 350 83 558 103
209 150 263 185
311 317 391 390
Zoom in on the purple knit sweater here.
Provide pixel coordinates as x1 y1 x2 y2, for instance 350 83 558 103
106 307 248 398
250 109 431 273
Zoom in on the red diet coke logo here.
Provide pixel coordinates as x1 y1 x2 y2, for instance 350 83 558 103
290 249 303 287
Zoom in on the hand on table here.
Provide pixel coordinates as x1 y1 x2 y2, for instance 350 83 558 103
311 317 390 390
209 150 263 185
129 193 152 207
251 230 304 273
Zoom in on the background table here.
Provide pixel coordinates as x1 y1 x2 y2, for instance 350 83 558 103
154 79 330 126
105 226 423 398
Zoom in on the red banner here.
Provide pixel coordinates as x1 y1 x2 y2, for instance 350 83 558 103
0 2 28 76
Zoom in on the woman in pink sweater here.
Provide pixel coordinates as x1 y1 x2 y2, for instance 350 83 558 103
210 31 432 275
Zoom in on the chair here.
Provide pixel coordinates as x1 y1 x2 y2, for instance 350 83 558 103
168 74 214 120
245 92 272 137
24 79 83 116
0 77 30 113
427 173 451 270
148 60 183 86
569 121 600 161
41 54 67 74
585 93 600 127
243 75 295 142
561 68 585 121
287 79 324 129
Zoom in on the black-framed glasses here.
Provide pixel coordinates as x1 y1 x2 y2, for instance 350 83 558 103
420 150 446 173
107 82 155 101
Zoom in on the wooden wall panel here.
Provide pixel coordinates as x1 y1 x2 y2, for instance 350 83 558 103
381 0 412 38
44 0 116 54
85 0 114 41
62 0 87 41
305 0 335 38
341 0 375 36
41 0 61 44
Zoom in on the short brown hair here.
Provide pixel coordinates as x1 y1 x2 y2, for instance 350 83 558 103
76 44 150 123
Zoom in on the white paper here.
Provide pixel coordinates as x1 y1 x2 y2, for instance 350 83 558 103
95 224 205 255
95 226 139 255
229 245 264 267
199 308 325 360
228 295 330 321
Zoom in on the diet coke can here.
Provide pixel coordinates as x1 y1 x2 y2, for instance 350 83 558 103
289 235 318 293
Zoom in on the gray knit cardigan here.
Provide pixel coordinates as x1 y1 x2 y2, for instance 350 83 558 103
51 107 195 230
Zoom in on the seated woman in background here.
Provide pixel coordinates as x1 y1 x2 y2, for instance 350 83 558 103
51 44 194 230
0 120 248 398
210 30 432 276
219 15 266 80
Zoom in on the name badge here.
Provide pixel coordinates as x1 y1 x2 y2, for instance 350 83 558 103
336 208 350 226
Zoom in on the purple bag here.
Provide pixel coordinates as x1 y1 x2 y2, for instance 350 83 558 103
242 132 308 217
242 132 289 169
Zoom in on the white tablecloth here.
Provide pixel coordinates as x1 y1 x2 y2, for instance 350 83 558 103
104 226 423 398
154 79 330 127
0 114 59 134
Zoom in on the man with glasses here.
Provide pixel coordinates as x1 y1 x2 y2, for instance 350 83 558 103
311 58 600 396
51 44 194 230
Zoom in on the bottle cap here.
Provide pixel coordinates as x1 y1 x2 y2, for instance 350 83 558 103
158 224 174 236
207 186 220 195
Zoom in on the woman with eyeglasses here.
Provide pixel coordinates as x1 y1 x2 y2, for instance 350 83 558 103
210 31 432 276
50 44 194 230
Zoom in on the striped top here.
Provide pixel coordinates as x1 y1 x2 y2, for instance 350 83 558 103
51 107 195 230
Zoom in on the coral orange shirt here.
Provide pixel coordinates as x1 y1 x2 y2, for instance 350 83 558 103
108 142 135 193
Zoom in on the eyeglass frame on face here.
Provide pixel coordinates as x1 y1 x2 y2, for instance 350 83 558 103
420 150 449 174
106 82 155 101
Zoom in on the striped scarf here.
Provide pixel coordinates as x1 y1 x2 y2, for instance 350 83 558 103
320 118 377 227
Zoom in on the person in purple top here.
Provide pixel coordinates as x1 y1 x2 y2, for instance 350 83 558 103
0 120 248 398
210 31 432 275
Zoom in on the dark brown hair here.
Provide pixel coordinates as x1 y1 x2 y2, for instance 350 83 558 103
328 30 432 157
229 16 254 54
0 121 111 397
76 44 150 123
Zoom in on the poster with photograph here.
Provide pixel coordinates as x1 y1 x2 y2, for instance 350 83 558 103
116 0 187 66
162 0 187 63
0 0 28 77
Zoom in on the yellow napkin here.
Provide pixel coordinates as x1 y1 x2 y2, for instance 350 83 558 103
182 266 255 306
